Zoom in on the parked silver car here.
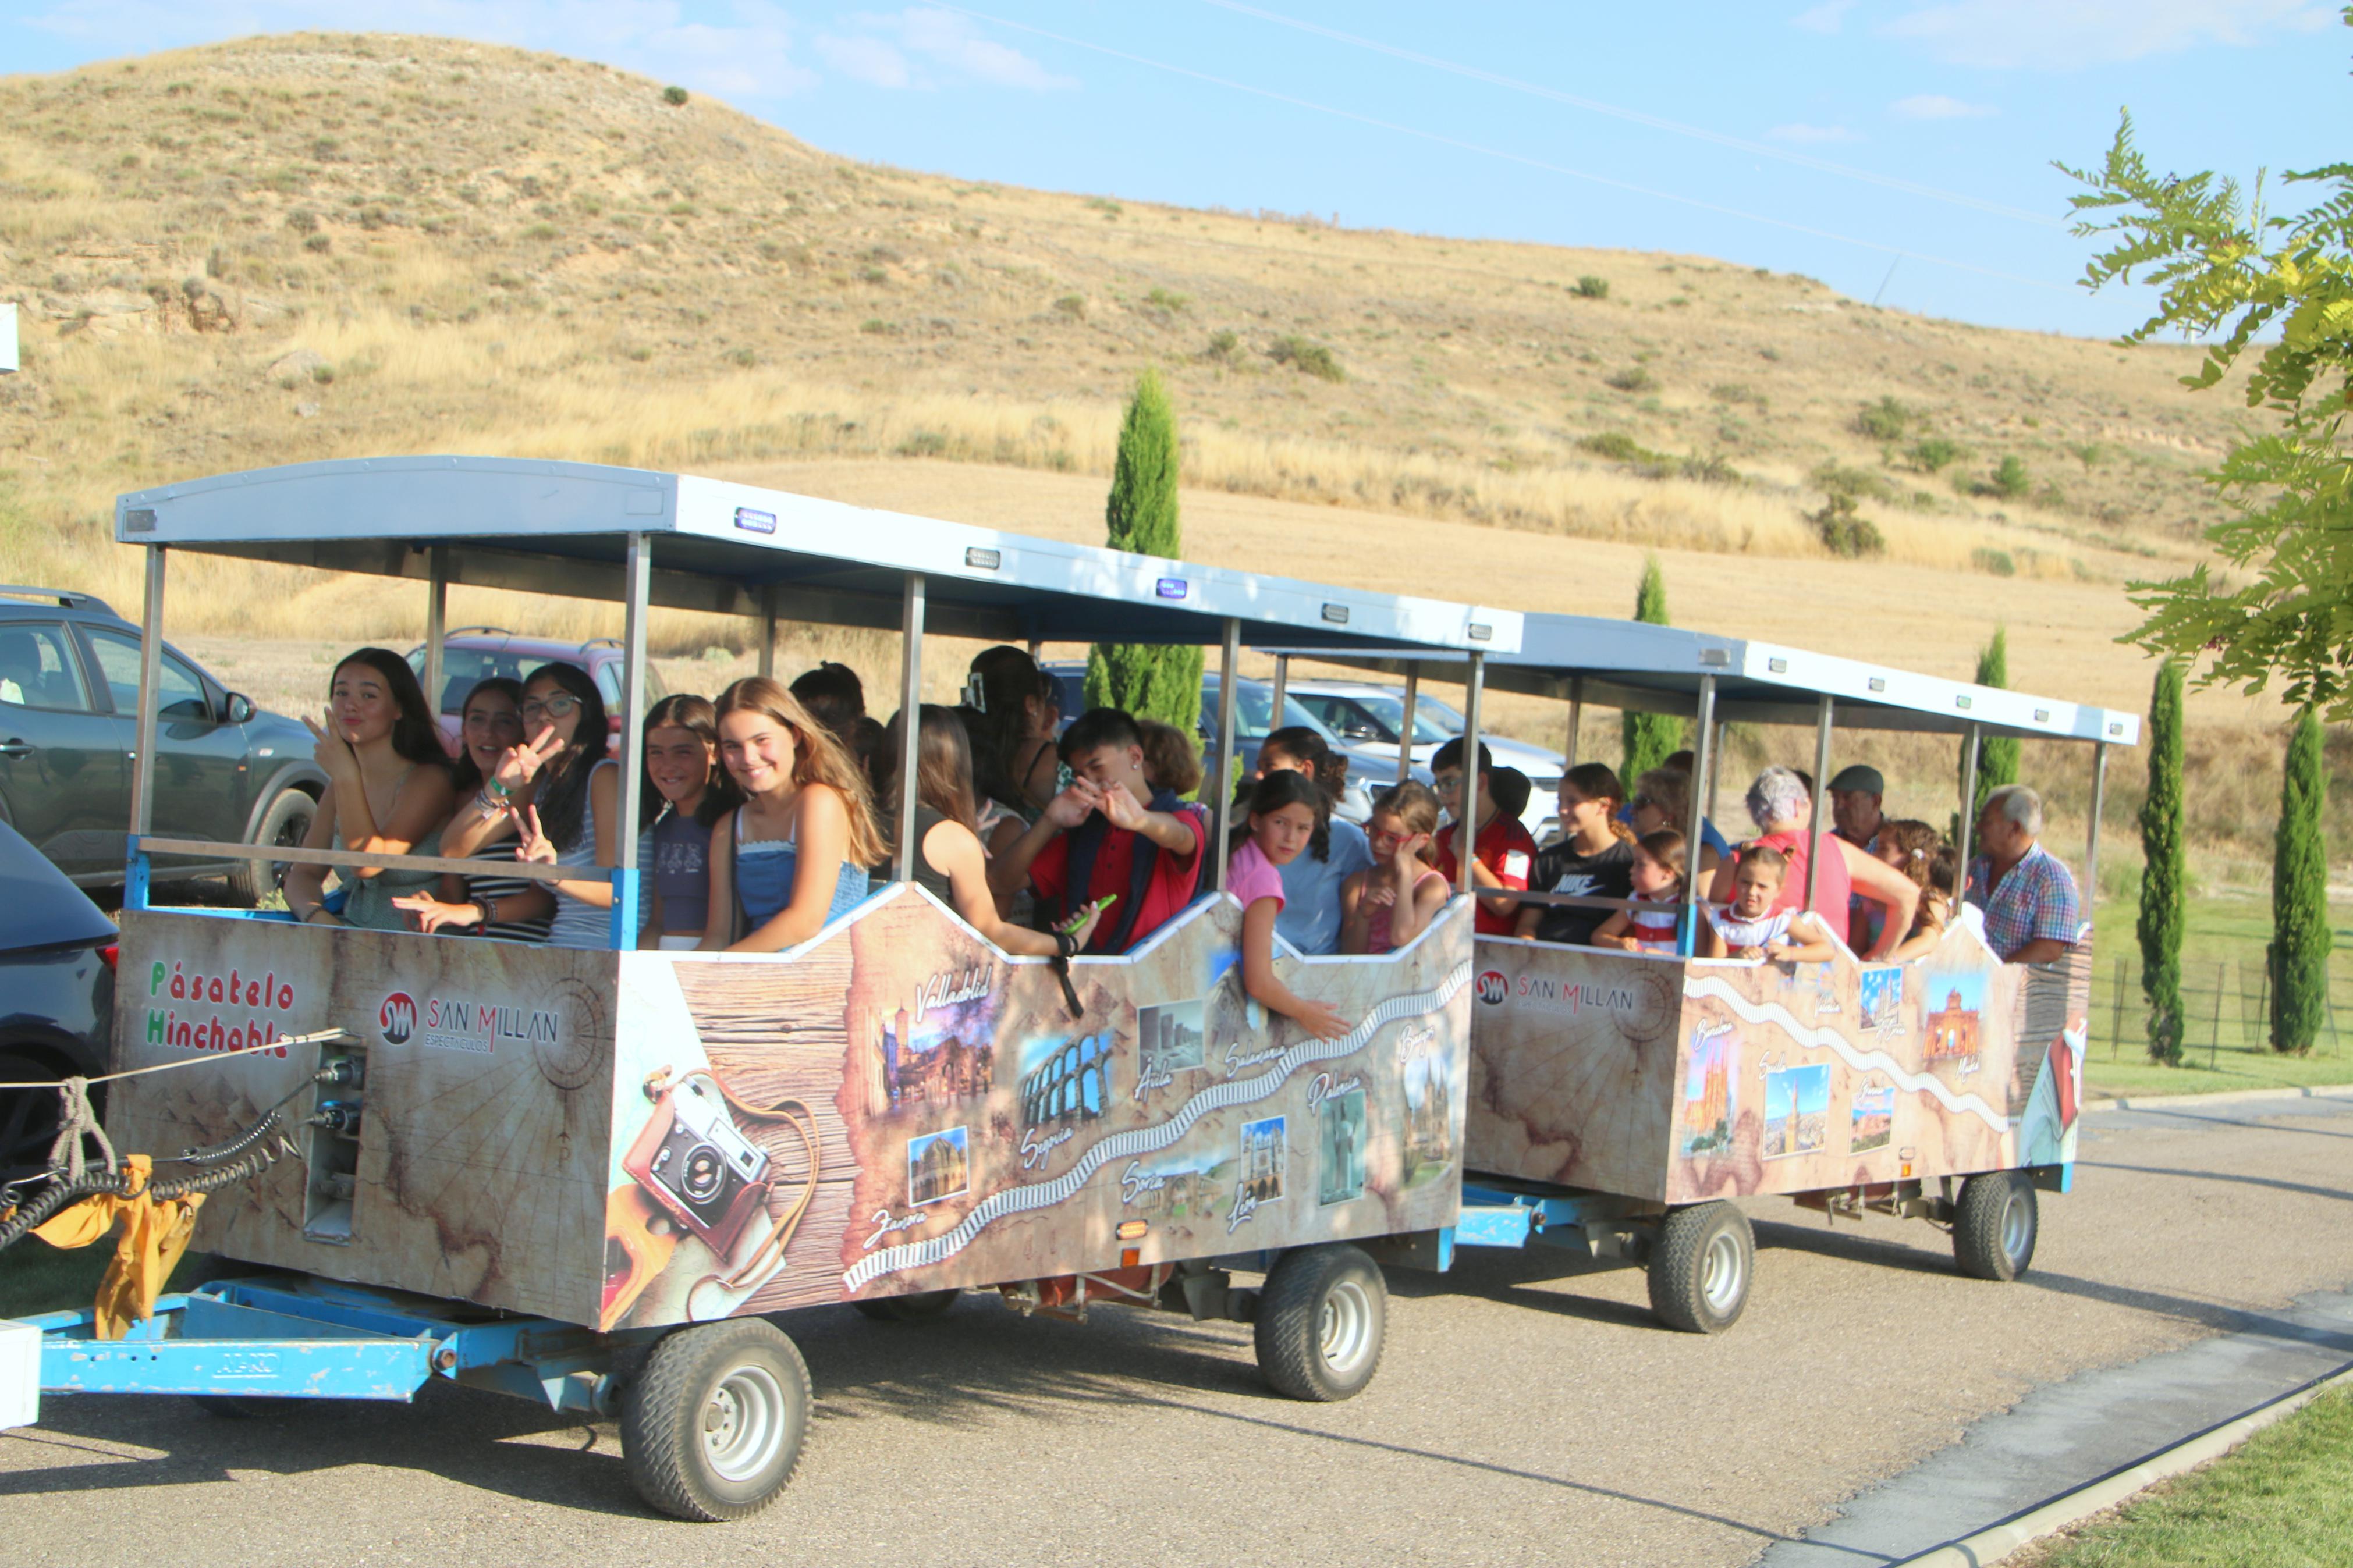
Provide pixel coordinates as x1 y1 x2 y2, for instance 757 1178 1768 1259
1284 680 1566 844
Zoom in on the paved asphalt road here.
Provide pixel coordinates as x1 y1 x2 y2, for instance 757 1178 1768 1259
6 1093 2352 1567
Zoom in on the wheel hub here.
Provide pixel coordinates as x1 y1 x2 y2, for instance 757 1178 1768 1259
700 1366 786 1483
1700 1229 1747 1314
1318 1278 1375 1375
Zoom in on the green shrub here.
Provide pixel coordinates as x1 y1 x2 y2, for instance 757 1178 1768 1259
1854 396 1915 441
858 318 892 335
1053 293 1086 319
1908 436 1962 472
1709 382 1766 408
1678 453 1742 485
1809 493 1884 557
1993 454 2031 499
1574 275 1609 299
2272 709 2331 1054
1623 559 1683 778
661 85 689 106
1604 365 1656 393
1809 461 1903 504
1576 431 1662 465
1145 287 1189 311
1971 547 2017 576
1270 336 1344 382
1204 328 1240 362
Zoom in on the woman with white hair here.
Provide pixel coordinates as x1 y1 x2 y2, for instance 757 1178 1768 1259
1706 765 1918 961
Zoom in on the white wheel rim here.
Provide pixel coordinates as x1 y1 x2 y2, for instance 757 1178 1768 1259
2000 1193 2032 1264
1699 1229 1747 1315
1318 1277 1376 1376
701 1364 787 1484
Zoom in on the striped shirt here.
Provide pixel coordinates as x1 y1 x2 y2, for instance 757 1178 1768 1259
460 839 553 945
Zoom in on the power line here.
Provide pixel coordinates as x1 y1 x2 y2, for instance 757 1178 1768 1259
1199 0 2063 230
929 4 2071 291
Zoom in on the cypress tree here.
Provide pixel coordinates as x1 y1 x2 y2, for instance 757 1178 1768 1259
2270 708 2330 1054
1972 627 2020 818
1084 369 1204 741
2138 660 2187 1065
1621 556 1682 781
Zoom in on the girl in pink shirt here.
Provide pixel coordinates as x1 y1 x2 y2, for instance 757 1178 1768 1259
1229 771 1353 1040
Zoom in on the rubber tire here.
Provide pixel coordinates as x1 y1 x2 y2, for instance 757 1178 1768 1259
1647 1201 1755 1335
0 1051 73 1184
1252 1243 1387 1402
1952 1171 2039 1282
228 788 317 908
851 1288 960 1323
620 1318 810 1522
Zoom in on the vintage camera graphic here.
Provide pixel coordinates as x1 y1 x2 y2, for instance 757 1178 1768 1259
622 1071 773 1259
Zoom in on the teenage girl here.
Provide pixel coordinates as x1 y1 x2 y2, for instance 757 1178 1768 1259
493 664 625 951
638 694 735 950
1591 830 1688 953
1257 726 1374 957
285 648 456 931
1230 771 1354 1041
392 676 553 941
1341 781 1450 956
966 645 1063 822
881 705 1102 956
701 677 882 952
1518 762 1638 946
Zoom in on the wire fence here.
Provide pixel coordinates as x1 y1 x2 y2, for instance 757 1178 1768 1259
2087 951 2353 1065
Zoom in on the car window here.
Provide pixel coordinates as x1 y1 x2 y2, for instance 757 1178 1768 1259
86 628 208 719
594 661 622 707
417 648 569 714
0 624 91 712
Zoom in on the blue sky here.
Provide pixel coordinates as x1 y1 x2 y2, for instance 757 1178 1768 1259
4 1 2343 336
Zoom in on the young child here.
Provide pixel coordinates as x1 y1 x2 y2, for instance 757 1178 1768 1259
1258 726 1374 957
1137 717 1204 801
1229 771 1352 1040
1881 826 1958 962
1702 847 1836 963
989 708 1207 956
1591 830 1687 953
1341 781 1450 956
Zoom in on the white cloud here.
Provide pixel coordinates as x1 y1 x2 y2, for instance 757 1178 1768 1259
1766 122 1859 144
1879 0 2329 69
815 33 911 88
1791 0 1856 33
822 6 1077 91
1890 93 1998 119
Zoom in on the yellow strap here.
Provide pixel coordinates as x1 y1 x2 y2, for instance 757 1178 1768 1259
31 1155 207 1341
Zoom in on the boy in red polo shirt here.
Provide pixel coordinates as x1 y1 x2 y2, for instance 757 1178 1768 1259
1430 736 1536 937
988 708 1208 955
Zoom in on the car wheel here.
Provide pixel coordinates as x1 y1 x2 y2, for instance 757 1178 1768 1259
228 788 317 908
0 1050 81 1184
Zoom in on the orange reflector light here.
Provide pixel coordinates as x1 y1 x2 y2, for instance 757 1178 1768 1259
1116 1219 1147 1241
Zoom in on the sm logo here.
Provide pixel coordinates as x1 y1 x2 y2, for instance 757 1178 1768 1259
379 991 417 1045
1474 970 1509 1007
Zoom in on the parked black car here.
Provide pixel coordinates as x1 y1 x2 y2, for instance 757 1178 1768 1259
0 586 325 899
0 817 116 1181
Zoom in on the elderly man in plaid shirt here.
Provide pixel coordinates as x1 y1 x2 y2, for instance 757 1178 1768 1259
1966 784 2082 964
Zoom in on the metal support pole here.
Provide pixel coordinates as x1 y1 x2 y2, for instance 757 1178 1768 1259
125 546 166 911
1955 723 1982 902
1680 674 1716 955
423 545 448 724
1565 676 1584 769
2085 741 2109 923
1027 638 1044 661
1270 654 1289 731
893 574 926 883
608 535 650 951
1397 663 1419 785
757 583 778 680
1706 719 1727 822
1210 618 1242 894
1456 653 1485 897
1803 694 1834 914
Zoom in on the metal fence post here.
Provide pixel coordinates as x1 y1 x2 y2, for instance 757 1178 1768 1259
2211 962 2225 1069
2109 955 2125 1061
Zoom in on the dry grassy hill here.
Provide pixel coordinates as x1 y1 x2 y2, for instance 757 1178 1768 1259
0 32 2315 875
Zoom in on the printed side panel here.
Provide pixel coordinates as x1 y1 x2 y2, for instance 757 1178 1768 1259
1463 941 1684 1200
107 909 618 1324
599 888 1473 1329
1667 919 2088 1202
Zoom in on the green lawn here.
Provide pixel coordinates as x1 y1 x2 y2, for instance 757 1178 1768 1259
2022 1387 2353 1568
2079 891 2353 1101
0 1238 220 1321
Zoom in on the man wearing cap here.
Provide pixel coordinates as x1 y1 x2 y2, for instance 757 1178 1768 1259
1829 765 1888 951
